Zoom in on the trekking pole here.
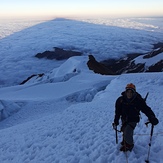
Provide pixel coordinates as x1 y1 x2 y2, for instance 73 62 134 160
115 125 118 144
112 123 121 144
145 122 154 163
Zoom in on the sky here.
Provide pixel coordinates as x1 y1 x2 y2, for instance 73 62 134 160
1 0 163 19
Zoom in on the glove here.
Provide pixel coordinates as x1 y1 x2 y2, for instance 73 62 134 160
114 119 119 126
149 117 159 125
112 123 117 130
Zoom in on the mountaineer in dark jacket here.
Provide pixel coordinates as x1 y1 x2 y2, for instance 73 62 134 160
113 83 159 152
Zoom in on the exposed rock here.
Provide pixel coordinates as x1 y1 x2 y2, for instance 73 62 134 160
35 47 82 60
90 45 163 75
20 73 44 85
100 53 143 74
147 60 163 72
21 43 163 85
87 55 115 75
143 47 163 59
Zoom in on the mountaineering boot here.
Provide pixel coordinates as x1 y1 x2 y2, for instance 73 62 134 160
120 142 134 152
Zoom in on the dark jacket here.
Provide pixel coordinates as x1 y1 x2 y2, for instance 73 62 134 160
114 92 156 125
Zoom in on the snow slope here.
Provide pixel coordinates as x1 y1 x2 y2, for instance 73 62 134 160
0 17 163 163
0 56 163 163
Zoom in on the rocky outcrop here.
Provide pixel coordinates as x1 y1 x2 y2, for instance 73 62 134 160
35 47 82 60
98 45 163 74
20 73 44 85
87 55 115 75
146 60 163 72
21 43 163 85
143 47 163 59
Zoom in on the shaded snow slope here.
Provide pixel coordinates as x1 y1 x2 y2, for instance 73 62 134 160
0 57 114 128
0 71 163 163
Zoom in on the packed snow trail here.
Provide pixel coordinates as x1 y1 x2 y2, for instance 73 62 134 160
0 72 163 163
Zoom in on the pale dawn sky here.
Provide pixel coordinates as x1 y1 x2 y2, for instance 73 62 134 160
1 0 163 19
